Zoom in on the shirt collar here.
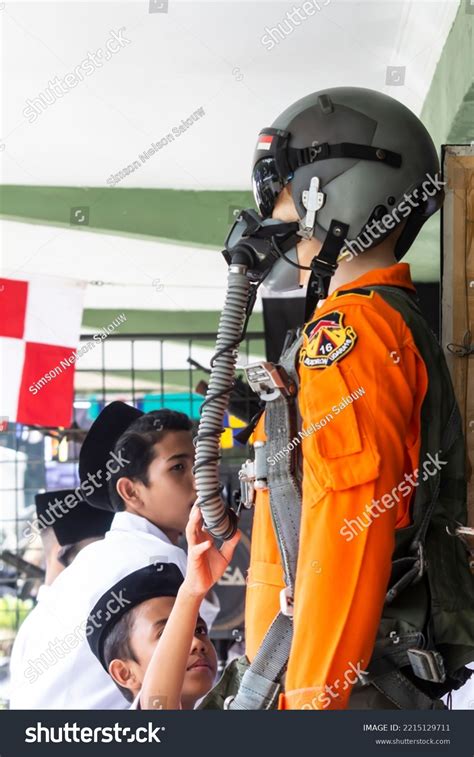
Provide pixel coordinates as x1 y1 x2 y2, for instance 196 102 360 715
110 510 173 545
331 262 416 297
37 584 50 601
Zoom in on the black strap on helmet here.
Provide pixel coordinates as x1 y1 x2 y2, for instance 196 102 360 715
304 219 349 321
288 141 402 172
253 128 403 183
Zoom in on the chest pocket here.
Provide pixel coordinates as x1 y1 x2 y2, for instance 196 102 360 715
298 362 380 499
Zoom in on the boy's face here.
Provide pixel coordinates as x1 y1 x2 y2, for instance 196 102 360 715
119 596 218 708
122 430 196 542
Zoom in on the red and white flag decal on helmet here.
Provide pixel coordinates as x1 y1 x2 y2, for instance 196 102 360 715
257 134 273 151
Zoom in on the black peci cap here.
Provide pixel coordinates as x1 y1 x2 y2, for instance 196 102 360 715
78 401 143 511
35 489 114 546
86 562 184 670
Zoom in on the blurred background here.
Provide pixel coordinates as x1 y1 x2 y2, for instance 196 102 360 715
1 0 473 708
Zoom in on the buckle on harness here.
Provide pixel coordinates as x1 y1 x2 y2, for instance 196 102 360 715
407 649 446 684
244 362 296 402
414 541 425 581
238 441 268 509
280 587 294 618
238 460 257 509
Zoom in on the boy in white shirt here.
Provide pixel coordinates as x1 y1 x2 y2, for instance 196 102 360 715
10 403 219 709
87 506 240 709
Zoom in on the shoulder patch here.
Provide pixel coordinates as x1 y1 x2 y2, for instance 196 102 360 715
300 310 357 369
334 288 374 299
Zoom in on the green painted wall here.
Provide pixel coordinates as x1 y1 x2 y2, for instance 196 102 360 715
421 3 474 148
0 186 253 247
82 307 265 341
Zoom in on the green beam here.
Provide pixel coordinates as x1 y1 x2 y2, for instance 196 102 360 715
0 186 254 247
82 308 264 335
409 2 474 283
448 81 474 143
421 2 474 147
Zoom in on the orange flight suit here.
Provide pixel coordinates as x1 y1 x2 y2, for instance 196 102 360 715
244 262 429 710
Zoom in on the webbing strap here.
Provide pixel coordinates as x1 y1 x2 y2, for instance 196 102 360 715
265 333 303 592
229 334 302 710
372 670 446 710
228 613 292 710
288 142 402 171
264 401 301 592
358 632 424 683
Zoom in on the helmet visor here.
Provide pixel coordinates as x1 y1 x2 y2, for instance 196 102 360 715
251 129 293 218
252 157 285 218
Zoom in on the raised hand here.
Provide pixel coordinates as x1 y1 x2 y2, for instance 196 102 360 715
183 504 241 599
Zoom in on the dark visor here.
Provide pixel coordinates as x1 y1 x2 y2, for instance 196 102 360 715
252 157 290 218
251 129 293 218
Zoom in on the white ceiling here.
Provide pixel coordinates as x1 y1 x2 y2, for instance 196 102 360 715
1 0 460 189
0 1 460 309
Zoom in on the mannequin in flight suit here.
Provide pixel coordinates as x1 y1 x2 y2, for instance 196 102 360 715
245 189 430 709
240 87 473 710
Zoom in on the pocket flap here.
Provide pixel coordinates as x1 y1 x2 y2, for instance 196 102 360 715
299 363 380 492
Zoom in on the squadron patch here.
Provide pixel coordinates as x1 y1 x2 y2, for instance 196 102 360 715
300 311 357 369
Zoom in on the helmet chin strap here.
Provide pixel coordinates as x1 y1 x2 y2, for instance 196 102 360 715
304 219 350 321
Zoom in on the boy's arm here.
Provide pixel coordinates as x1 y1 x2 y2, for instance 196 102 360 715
139 583 203 710
140 506 240 709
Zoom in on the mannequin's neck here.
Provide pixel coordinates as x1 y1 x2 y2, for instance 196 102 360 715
328 245 398 296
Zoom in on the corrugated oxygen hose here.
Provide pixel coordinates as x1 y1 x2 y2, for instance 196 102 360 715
194 263 250 540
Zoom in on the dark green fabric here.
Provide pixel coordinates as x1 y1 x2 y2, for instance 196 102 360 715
364 285 474 691
197 656 251 709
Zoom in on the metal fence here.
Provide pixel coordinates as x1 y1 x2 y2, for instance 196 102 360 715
0 331 264 705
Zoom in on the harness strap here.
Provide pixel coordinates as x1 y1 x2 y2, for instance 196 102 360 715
371 670 446 710
229 334 302 711
264 400 301 592
265 333 303 593
362 632 425 681
227 613 292 710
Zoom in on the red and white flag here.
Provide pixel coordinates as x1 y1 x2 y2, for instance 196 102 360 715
0 275 85 427
257 134 273 151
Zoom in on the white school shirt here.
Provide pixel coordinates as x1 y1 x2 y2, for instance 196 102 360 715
443 663 474 709
8 512 219 710
129 692 183 710
9 584 50 705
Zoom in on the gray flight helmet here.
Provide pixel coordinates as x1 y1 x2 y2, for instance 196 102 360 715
257 87 443 260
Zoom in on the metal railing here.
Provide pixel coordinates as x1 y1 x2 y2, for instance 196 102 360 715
0 330 263 695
